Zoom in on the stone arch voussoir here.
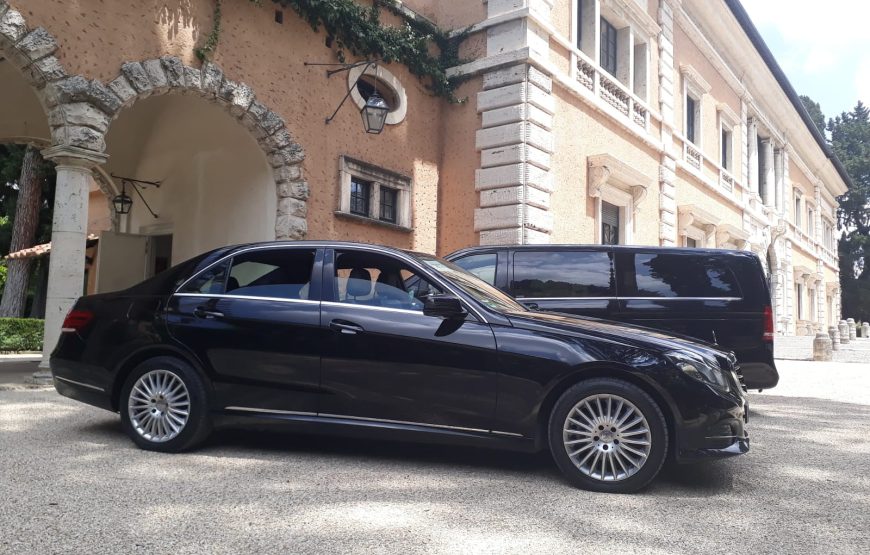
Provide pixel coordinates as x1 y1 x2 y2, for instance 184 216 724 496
99 58 308 240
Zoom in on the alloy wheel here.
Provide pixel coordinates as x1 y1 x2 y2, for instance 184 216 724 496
562 394 652 482
128 369 191 443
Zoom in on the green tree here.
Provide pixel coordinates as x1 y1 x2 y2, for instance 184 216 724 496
828 101 870 320
800 95 827 136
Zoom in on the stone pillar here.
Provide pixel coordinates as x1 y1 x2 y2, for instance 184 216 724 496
847 318 856 341
762 139 774 206
862 322 869 338
657 0 678 246
747 118 759 195
35 146 108 376
829 326 839 351
774 147 784 213
813 332 832 361
839 320 850 345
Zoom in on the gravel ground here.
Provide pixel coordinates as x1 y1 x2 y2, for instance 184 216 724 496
774 335 870 363
1 361 869 554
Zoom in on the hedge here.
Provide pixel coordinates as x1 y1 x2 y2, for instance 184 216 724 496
0 318 44 352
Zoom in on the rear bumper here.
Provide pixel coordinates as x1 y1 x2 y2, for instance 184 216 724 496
739 362 779 390
51 358 114 412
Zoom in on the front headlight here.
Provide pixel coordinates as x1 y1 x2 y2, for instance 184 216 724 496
666 351 730 392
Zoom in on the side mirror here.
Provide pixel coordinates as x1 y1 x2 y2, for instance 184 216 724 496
423 294 468 319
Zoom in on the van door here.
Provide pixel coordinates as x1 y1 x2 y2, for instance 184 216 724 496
507 248 616 318
613 250 754 349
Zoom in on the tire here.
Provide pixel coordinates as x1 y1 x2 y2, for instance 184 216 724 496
119 356 212 453
548 378 668 493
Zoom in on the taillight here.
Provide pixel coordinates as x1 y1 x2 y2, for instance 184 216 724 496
762 305 774 342
61 310 94 333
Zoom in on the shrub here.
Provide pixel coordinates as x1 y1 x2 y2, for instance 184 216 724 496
0 318 44 352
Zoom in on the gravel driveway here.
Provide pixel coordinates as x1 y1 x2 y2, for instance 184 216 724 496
1 361 868 554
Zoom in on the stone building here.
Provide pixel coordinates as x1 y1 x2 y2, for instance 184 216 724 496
0 0 849 366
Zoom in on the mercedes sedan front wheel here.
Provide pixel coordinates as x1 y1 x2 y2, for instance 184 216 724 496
548 378 668 493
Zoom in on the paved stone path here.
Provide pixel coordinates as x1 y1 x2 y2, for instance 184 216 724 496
1 360 869 554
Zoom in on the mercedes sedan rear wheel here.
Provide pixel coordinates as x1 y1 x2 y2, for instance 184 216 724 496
548 378 668 493
120 357 211 452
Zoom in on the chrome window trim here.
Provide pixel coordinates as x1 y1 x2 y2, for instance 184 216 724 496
173 244 318 295
55 375 105 392
321 300 426 316
518 296 742 302
173 293 319 305
224 406 523 437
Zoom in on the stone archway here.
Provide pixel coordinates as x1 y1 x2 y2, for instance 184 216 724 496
97 59 309 240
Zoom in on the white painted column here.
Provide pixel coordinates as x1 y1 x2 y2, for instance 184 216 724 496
37 146 108 372
762 139 775 206
774 147 784 213
657 0 678 246
747 118 759 196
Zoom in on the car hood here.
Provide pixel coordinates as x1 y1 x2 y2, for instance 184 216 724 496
504 310 731 361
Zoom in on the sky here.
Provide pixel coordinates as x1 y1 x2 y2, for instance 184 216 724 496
741 0 870 120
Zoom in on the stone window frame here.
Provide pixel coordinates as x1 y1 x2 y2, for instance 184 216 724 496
680 64 710 149
588 154 651 245
793 188 802 228
717 103 739 174
574 0 655 101
337 156 412 230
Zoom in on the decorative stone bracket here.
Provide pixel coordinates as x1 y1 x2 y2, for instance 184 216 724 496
715 223 750 249
677 204 719 238
587 154 650 216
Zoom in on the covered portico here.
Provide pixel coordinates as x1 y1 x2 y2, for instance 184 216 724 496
0 4 309 374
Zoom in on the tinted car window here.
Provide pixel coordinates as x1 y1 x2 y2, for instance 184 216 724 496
452 253 497 285
511 250 614 298
226 249 315 300
179 259 229 294
625 253 741 298
334 250 442 311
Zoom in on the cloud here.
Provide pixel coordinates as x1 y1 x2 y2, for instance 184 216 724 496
742 0 870 74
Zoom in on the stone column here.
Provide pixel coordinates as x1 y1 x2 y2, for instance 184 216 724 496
813 332 832 361
657 0 678 246
774 147 784 212
847 318 856 341
762 139 774 206
862 322 869 339
35 146 108 377
747 118 759 195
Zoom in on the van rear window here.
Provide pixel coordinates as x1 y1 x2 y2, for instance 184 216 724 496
512 251 615 298
623 253 741 298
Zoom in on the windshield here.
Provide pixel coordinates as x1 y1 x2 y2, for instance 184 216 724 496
413 253 528 313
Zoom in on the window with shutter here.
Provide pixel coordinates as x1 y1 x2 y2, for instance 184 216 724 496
601 201 620 245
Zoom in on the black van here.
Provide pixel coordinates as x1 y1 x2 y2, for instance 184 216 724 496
447 245 778 390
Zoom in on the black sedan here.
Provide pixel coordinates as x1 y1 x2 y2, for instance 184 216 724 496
51 241 749 493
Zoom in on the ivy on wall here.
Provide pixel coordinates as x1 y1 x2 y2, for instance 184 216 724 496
196 0 469 102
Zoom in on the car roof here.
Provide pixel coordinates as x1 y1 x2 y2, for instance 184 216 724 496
447 244 760 258
212 240 421 259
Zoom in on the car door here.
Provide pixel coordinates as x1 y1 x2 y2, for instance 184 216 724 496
319 247 499 432
507 248 617 318
165 246 324 414
612 250 751 347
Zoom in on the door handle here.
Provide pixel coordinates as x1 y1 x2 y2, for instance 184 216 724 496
193 306 224 319
329 319 364 335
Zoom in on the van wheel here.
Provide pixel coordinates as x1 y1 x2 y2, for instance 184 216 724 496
548 378 668 493
119 356 212 453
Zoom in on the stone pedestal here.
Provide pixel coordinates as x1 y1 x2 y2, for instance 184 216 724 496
839 320 850 345
847 318 856 341
813 332 832 361
862 322 869 339
829 326 839 351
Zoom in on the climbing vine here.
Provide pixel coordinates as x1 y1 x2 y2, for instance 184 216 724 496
196 0 469 102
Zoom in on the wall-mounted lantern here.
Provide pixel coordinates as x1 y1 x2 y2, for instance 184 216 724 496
110 174 161 218
306 59 390 134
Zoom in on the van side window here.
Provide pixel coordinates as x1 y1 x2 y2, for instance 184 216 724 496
512 251 615 298
452 253 497 285
625 253 741 298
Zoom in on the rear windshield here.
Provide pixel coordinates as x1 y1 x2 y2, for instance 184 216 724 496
619 252 742 298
